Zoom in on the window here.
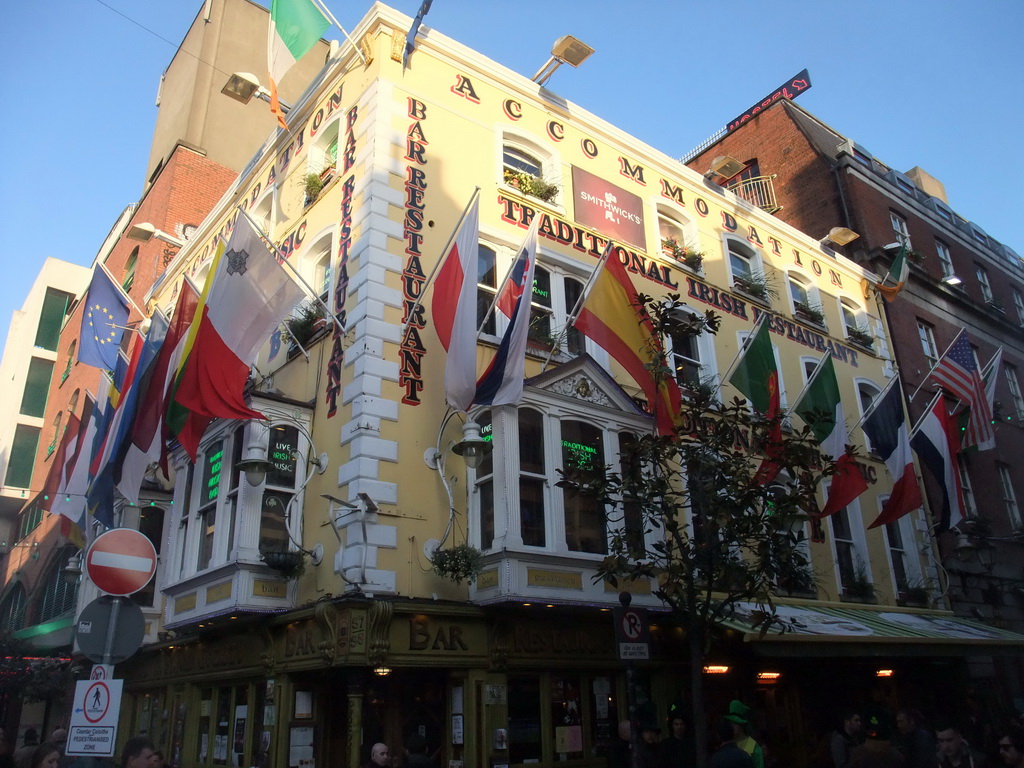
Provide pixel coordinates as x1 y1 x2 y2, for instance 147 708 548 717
61 340 76 383
727 238 768 301
933 201 954 223
917 321 938 368
1005 364 1024 419
884 516 920 596
502 135 560 204
477 244 498 337
123 247 139 293
21 357 54 417
504 145 542 177
68 389 80 415
830 504 867 595
856 381 882 454
1013 289 1024 325
133 506 166 608
895 176 916 195
840 299 869 342
309 119 340 184
970 225 987 246
667 305 716 391
0 585 27 633
18 505 43 540
196 438 224 572
789 273 824 326
35 288 74 351
48 412 63 456
4 425 40 488
890 211 911 249
976 266 993 302
473 368 648 557
38 546 80 622
998 464 1021 529
260 424 300 552
957 458 977 518
658 207 697 268
935 241 954 279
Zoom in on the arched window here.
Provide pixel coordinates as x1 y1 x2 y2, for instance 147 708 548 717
501 131 560 205
477 244 498 337
68 389 80 415
62 340 76 383
668 304 716 392
122 247 139 293
0 584 27 632
856 381 883 454
789 273 824 326
727 238 768 301
658 207 699 269
38 545 80 623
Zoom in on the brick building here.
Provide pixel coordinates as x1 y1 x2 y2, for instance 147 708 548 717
686 98 1024 704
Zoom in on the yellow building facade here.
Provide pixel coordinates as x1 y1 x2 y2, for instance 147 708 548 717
117 5 1021 768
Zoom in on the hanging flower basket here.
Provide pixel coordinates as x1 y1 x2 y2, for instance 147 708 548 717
430 544 484 585
260 549 306 579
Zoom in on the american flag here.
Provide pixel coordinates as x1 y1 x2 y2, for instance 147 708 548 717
928 330 994 448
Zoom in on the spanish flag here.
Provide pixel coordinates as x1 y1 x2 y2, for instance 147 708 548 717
573 247 681 435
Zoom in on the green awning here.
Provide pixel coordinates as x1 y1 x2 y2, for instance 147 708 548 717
720 602 1024 657
11 614 74 649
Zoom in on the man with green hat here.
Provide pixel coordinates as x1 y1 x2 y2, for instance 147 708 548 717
725 701 764 768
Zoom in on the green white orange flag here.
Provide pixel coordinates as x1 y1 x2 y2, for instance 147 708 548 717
268 0 330 129
876 244 909 302
573 247 681 435
172 217 305 459
729 318 783 484
792 355 868 517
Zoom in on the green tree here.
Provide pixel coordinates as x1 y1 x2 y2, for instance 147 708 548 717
559 297 840 768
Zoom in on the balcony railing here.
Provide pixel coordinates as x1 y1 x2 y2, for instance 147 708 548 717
728 174 781 214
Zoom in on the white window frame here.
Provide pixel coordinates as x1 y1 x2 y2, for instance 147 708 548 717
788 271 825 327
998 463 1021 530
935 240 954 279
725 237 768 301
472 394 651 558
829 499 870 597
666 303 719 394
976 265 994 303
657 206 699 267
855 379 883 454
500 129 562 207
1013 289 1024 326
1005 363 1024 419
957 457 977 518
890 211 911 249
917 321 938 368
884 511 923 596
308 118 341 181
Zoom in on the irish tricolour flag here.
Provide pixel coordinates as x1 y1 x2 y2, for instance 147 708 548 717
268 0 330 129
792 355 868 517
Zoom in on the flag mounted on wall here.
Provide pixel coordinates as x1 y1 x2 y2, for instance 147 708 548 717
268 0 330 129
78 266 131 370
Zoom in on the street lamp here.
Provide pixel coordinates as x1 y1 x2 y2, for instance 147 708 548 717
531 35 595 86
126 222 185 247
221 72 292 112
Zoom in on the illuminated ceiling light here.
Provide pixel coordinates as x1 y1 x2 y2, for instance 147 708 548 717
875 669 894 677
373 666 392 677
703 665 730 674
757 672 782 683
942 274 963 286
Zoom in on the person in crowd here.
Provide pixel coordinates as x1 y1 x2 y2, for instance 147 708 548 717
936 721 987 768
659 704 695 768
0 728 16 768
831 708 865 768
403 735 434 768
997 727 1024 768
29 743 61 768
149 752 166 768
636 717 662 768
893 709 934 768
725 701 764 768
848 707 905 768
711 718 754 768
606 720 633 768
365 743 391 768
120 737 155 768
14 731 40 768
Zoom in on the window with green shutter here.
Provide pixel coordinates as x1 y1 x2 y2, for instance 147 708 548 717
20 357 54 417
4 424 40 488
34 288 74 351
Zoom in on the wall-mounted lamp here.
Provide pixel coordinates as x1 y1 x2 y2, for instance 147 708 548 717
820 227 860 248
221 72 292 112
450 420 492 470
531 35 595 86
704 156 746 181
64 552 82 585
954 533 996 570
126 222 185 248
942 274 963 287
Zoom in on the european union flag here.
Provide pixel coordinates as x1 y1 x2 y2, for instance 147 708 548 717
78 267 130 370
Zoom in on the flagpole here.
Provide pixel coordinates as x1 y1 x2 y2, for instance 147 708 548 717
710 312 770 402
238 208 344 335
97 262 147 318
308 0 369 65
476 220 538 338
542 239 615 373
399 187 481 345
908 327 965 402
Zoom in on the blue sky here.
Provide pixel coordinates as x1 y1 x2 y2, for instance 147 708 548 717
2 0 1022 343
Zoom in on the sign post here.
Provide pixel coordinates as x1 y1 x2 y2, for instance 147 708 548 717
66 678 124 757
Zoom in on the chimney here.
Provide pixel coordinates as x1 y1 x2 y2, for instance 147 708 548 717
906 166 948 204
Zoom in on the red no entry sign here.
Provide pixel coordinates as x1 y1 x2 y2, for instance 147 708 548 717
86 529 157 596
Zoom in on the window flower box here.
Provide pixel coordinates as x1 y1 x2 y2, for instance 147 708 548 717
504 169 559 203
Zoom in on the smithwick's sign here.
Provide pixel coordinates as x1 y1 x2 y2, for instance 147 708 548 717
727 68 811 133
571 166 646 250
